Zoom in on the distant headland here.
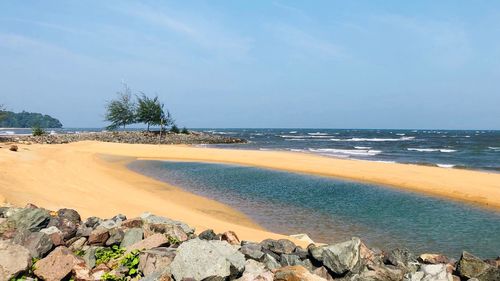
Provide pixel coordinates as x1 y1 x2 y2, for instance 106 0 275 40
0 111 63 128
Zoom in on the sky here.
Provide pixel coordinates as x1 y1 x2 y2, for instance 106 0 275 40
1 1 499 129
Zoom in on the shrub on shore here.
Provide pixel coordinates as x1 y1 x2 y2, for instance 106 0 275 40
104 84 176 132
170 124 180 134
32 125 46 136
104 84 137 130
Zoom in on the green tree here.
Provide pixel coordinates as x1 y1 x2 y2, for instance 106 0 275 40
105 84 136 130
136 93 173 131
0 104 5 122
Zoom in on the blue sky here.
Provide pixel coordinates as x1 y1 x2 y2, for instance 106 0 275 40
1 1 499 129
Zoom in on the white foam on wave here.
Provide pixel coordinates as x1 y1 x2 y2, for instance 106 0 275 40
407 148 457 153
308 132 329 136
280 135 334 139
0 130 15 135
489 147 500 151
354 146 371 149
308 148 382 156
289 131 297 134
284 138 307 141
437 164 455 168
396 133 406 136
330 136 415 142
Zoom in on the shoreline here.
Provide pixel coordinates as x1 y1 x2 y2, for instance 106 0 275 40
1 141 500 246
0 141 312 247
74 141 500 211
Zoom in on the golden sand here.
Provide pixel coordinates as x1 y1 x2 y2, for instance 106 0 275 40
1 141 499 245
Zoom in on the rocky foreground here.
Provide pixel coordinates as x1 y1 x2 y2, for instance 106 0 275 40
0 131 246 145
0 205 499 281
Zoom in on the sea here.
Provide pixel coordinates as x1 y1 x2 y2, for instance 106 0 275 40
202 129 500 172
2 128 499 171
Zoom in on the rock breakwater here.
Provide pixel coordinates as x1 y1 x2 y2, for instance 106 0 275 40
1 204 499 281
0 131 246 145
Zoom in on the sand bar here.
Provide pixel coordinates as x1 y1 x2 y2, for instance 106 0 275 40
1 141 500 245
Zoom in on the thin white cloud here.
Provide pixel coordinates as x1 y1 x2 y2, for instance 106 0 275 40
109 2 253 61
269 23 344 59
0 18 83 34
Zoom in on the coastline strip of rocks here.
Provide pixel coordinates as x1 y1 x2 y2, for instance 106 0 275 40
0 131 246 145
1 204 499 281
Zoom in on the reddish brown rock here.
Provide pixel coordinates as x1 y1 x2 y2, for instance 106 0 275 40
126 233 169 253
34 246 82 281
121 217 143 229
90 263 111 280
9 145 18 152
88 228 109 245
72 261 92 281
312 266 334 281
222 231 240 245
419 253 450 265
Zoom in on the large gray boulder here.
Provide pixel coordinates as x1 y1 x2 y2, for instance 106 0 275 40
4 207 50 232
0 240 32 280
260 239 296 255
13 229 53 258
121 228 144 248
322 237 362 275
140 212 194 235
240 242 265 261
170 238 245 280
456 251 500 281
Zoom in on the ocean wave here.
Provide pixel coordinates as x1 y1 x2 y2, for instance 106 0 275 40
308 148 382 156
280 135 335 139
354 146 371 149
489 147 500 151
284 138 308 141
308 132 329 136
289 131 297 133
407 148 457 153
396 133 406 136
437 164 456 168
0 130 15 135
330 137 415 142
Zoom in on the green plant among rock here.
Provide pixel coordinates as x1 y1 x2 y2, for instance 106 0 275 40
168 235 181 245
95 245 125 265
101 272 120 281
121 250 141 277
32 125 46 136
73 249 85 257
181 127 189 134
170 124 180 134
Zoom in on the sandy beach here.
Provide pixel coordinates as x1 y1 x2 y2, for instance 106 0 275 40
1 141 500 245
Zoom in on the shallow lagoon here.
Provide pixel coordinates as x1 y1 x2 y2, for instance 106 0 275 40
129 160 500 258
